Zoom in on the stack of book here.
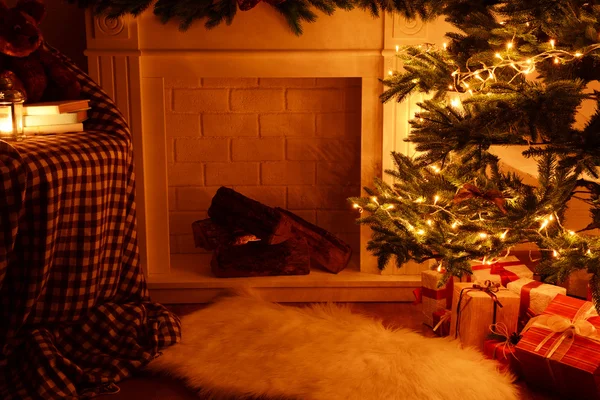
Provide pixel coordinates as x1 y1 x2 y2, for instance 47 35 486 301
23 100 90 135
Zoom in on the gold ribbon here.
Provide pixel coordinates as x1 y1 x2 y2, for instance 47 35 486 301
523 302 600 360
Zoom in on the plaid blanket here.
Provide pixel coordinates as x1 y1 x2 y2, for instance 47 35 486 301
0 47 181 399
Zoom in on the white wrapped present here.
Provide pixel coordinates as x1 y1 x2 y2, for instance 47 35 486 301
506 278 566 328
470 256 533 287
419 269 470 327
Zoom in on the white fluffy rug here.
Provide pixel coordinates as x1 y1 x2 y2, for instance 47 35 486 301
147 291 518 400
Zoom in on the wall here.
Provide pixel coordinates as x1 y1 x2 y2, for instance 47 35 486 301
166 77 362 257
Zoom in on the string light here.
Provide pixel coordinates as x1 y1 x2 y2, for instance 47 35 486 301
430 165 441 173
507 42 513 49
395 45 399 53
553 250 559 258
575 52 583 57
501 230 508 239
416 229 425 235
434 195 440 204
371 196 379 205
426 219 433 226
388 70 393 76
386 204 394 210
443 42 447 51
450 97 461 108
569 230 576 236
352 203 363 213
550 39 555 49
479 232 488 239
495 53 502 59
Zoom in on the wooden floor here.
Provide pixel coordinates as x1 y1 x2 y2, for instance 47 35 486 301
112 302 558 400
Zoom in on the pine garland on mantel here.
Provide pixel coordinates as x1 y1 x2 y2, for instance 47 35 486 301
69 0 444 35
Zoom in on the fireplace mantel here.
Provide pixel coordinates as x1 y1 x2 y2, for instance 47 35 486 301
84 8 451 302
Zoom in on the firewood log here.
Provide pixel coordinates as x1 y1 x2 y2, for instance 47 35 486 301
208 187 292 244
192 218 259 250
211 236 310 278
276 208 352 274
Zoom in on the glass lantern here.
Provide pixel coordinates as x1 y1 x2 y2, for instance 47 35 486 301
0 77 25 141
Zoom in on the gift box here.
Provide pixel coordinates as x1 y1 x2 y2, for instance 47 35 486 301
515 294 600 399
483 339 518 375
432 309 451 337
419 269 470 327
450 282 520 350
507 278 566 329
470 256 533 287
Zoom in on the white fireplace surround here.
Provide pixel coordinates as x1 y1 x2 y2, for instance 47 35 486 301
84 7 452 302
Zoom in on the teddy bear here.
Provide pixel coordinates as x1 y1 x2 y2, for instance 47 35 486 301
0 0 80 103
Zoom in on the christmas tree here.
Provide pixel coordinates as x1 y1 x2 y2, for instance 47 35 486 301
350 1 600 308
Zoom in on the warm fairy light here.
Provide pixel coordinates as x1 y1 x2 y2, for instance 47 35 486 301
430 165 441 173
526 59 532 64
415 197 424 203
479 232 488 239
468 89 473 95
416 229 425 235
507 42 513 49
450 97 461 108
353 203 360 209
501 230 508 239
463 82 470 88
412 78 419 83
569 230 576 236
553 250 559 258
554 57 560 64
550 39 555 49
451 221 459 229
434 195 440 204
388 70 393 76
526 22 530 27
448 85 453 90
575 52 583 57
426 219 433 226
539 219 549 230
395 45 399 52
549 214 554 221
499 21 506 25
437 264 442 272
495 53 502 60
443 42 447 50
587 249 592 255
386 204 394 210
371 196 378 204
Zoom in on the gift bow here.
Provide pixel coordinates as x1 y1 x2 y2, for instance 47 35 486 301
525 304 600 360
489 322 520 361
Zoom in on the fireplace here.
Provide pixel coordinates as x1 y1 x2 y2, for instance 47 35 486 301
84 8 451 302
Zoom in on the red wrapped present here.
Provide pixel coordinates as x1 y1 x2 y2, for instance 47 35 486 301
432 309 451 337
515 294 600 399
483 339 517 375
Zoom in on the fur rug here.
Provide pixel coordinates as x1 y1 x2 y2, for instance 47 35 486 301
147 291 518 400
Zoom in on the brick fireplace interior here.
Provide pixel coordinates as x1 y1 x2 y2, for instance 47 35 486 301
166 77 362 261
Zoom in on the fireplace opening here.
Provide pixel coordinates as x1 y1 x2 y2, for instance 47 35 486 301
165 77 362 273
